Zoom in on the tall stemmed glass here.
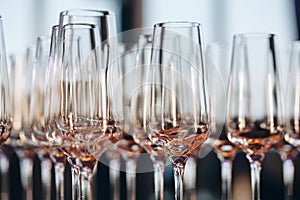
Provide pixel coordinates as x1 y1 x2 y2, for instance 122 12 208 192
284 41 300 199
52 23 115 200
0 15 12 200
31 34 68 200
30 35 53 200
110 42 144 200
148 22 210 200
207 43 237 200
132 34 168 200
43 25 68 200
226 33 285 200
49 9 118 200
0 15 11 145
110 31 168 200
8 53 36 200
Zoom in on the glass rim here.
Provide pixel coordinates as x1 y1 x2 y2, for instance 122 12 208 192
62 23 97 30
233 32 276 39
52 24 59 30
60 9 114 18
154 21 202 29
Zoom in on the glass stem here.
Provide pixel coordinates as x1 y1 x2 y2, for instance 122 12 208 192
171 156 189 200
20 157 33 200
283 158 295 200
80 170 93 200
152 158 166 200
183 157 197 200
40 159 52 200
54 162 65 200
125 158 137 200
0 149 9 200
246 153 264 200
109 159 120 200
71 166 81 200
220 159 233 200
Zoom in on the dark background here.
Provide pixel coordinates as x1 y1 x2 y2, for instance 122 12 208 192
3 146 300 200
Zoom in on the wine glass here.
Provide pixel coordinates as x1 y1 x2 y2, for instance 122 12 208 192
283 40 300 199
182 43 229 200
30 35 53 200
110 31 168 200
131 34 168 200
206 42 238 200
45 25 68 200
109 42 144 200
226 33 285 200
48 9 118 199
49 23 116 200
103 42 126 200
0 15 11 146
0 15 12 200
8 36 58 200
147 21 210 200
30 33 70 200
8 52 37 200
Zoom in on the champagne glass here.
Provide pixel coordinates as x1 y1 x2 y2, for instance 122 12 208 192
49 25 69 200
0 15 11 146
182 43 229 200
32 34 69 200
30 35 53 200
51 23 115 200
43 25 68 200
226 33 285 200
283 40 300 199
110 31 168 200
110 43 144 200
48 9 118 200
148 21 210 200
8 38 55 200
8 52 36 200
0 15 12 200
104 43 126 200
207 43 238 200
131 34 168 200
